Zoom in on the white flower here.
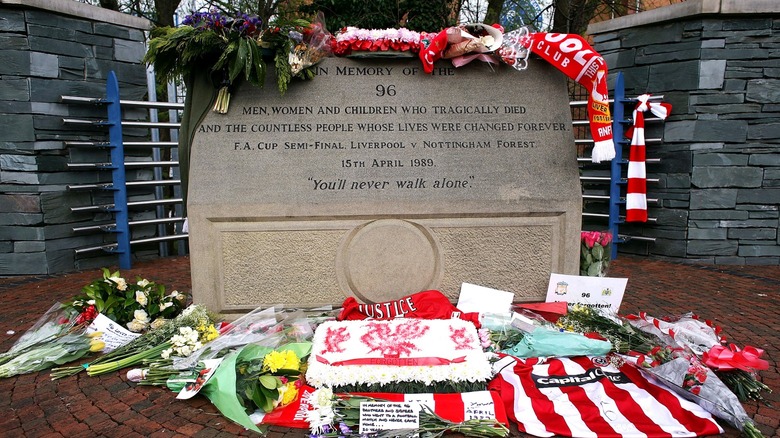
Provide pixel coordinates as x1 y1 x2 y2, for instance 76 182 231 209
137 279 150 288
312 387 334 409
127 319 147 332
160 301 173 310
107 276 127 291
150 318 166 330
135 290 148 307
177 345 192 357
161 348 173 359
133 309 149 323
87 299 96 305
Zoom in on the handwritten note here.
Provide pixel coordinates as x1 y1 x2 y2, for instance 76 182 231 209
359 402 420 435
86 313 140 352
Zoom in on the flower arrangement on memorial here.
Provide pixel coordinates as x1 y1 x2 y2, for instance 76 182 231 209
579 230 612 277
144 10 329 113
64 268 187 333
306 388 510 438
50 304 218 379
331 27 422 56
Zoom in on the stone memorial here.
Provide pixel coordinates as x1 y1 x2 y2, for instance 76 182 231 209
188 57 581 316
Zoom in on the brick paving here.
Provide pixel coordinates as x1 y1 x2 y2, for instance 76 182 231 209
0 255 778 438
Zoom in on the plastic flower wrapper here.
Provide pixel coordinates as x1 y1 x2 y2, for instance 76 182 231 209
625 312 722 356
625 353 763 438
172 305 314 371
0 303 77 365
580 230 612 277
500 326 612 358
199 342 311 433
288 13 331 76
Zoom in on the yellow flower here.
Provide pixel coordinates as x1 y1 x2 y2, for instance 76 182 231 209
282 350 300 371
262 350 286 373
89 340 106 352
280 381 298 406
199 324 219 342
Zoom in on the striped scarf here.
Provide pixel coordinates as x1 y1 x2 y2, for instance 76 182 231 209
625 95 671 222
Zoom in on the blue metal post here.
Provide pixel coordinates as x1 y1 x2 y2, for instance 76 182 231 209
609 72 627 260
106 71 132 269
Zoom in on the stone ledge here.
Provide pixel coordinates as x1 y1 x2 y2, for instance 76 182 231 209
0 0 150 30
588 0 779 35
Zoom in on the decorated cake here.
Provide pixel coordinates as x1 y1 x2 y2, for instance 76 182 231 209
306 318 492 391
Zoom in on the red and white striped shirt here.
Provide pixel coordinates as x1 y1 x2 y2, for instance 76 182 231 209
489 355 723 437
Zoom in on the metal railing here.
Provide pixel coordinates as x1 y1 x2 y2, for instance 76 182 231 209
573 72 667 258
62 70 187 269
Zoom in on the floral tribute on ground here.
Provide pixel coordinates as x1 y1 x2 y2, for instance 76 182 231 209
0 269 773 437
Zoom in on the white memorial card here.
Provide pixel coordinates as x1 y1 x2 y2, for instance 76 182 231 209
545 273 628 313
457 283 514 314
359 402 420 435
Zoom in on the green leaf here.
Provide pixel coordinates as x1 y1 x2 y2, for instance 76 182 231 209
587 261 603 277
592 244 604 260
228 39 248 83
259 375 279 390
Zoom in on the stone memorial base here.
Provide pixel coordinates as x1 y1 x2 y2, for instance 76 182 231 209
188 58 581 316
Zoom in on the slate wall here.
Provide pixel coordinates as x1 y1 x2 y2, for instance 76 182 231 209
0 0 151 274
589 1 780 265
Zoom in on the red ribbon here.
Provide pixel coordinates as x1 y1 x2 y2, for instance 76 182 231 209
702 344 768 371
316 355 466 366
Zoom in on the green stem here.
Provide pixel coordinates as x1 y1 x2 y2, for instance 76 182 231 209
86 342 170 376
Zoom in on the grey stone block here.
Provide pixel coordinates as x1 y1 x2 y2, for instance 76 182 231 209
695 104 762 114
725 68 764 79
703 48 773 60
75 31 113 48
738 245 780 257
665 120 747 143
665 174 691 188
0 50 31 76
649 60 700 91
0 241 11 253
750 154 780 166
688 239 738 256
636 49 701 66
690 220 720 229
0 212 43 225
728 228 776 240
0 34 30 50
724 79 746 91
693 153 748 166
0 252 48 275
0 9 26 32
0 114 35 142
692 166 763 188
27 23 75 40
113 39 145 63
0 194 40 213
41 191 93 224
714 256 745 265
690 142 725 151
764 168 780 180
701 39 725 49
0 154 37 171
0 170 39 184
690 189 738 209
14 241 46 252
655 208 688 227
652 239 687 257
690 93 744 106
29 36 94 58
30 52 59 79
738 188 780 204
746 79 780 103
747 123 780 140
744 256 780 265
688 228 728 239
46 248 76 273
93 22 131 39
622 23 683 47
29 78 103 103
719 219 779 228
25 10 92 33
768 68 780 78
723 18 773 31
689 209 749 220
0 78 31 102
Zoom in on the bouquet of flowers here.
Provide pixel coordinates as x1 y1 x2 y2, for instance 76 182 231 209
144 11 325 113
64 268 187 333
580 230 612 277
51 304 217 379
0 303 104 378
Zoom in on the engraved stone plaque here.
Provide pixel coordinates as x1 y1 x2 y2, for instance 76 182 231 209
188 57 581 315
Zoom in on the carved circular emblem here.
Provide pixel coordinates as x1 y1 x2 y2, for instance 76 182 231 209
336 219 443 303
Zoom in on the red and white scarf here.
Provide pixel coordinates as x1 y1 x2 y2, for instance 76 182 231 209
625 95 671 222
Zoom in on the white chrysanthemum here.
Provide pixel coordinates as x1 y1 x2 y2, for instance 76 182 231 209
137 279 150 288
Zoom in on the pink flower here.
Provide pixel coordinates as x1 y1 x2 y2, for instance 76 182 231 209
598 232 612 246
581 231 598 248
